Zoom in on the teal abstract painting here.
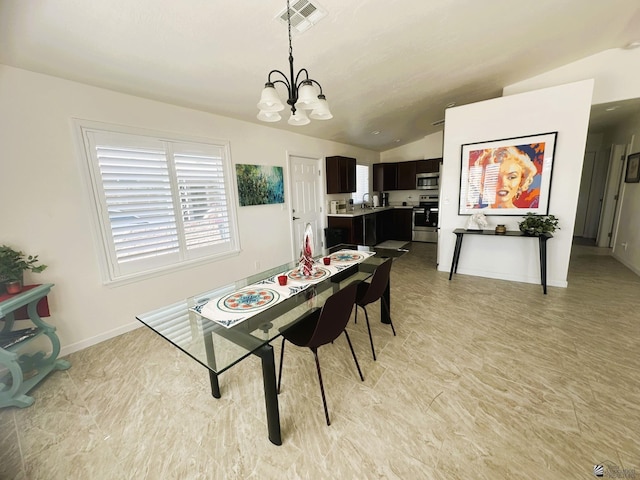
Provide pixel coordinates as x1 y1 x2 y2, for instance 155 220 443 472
236 164 285 206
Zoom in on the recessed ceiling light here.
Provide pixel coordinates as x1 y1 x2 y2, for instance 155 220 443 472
371 130 380 135
605 106 619 111
445 102 456 108
394 139 401 143
624 41 640 50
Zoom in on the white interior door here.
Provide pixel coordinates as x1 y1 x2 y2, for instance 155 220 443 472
289 154 323 259
574 150 595 236
597 144 627 247
584 151 609 239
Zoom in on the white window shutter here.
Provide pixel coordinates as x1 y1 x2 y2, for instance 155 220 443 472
173 147 233 255
96 144 180 266
81 125 239 282
352 164 370 203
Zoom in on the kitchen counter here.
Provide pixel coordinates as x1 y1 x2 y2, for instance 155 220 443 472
327 206 413 244
327 205 412 218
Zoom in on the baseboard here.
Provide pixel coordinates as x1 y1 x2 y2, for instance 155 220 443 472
60 321 142 358
611 252 640 277
448 267 568 288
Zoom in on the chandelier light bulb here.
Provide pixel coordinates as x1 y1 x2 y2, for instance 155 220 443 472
309 95 333 120
288 109 310 126
296 81 321 110
257 110 282 122
257 83 285 112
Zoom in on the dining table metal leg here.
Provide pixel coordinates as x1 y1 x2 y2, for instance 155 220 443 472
256 343 282 446
208 371 221 399
203 332 221 398
381 280 391 324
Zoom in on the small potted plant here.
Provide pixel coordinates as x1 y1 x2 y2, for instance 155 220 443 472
0 245 47 294
518 213 560 236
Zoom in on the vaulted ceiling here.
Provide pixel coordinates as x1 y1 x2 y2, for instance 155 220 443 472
1 0 639 151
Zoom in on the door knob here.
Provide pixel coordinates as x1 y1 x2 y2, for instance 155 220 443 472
292 216 300 220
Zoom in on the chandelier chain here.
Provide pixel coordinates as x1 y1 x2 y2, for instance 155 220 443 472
287 0 293 58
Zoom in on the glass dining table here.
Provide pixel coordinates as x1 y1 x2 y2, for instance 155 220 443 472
136 243 408 445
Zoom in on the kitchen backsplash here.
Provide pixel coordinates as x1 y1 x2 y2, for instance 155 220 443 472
326 189 433 209
387 189 423 206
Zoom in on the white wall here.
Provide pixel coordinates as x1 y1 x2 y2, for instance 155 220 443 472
379 131 444 163
504 48 640 105
438 80 594 288
601 113 640 275
0 65 379 355
377 131 444 205
504 47 640 276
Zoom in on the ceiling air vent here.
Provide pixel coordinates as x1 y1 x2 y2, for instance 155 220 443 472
278 0 327 33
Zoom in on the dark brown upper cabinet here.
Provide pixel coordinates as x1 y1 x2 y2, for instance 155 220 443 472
396 161 417 190
416 158 441 173
373 163 397 192
326 156 356 194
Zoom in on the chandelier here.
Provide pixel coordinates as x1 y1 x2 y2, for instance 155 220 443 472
256 0 332 126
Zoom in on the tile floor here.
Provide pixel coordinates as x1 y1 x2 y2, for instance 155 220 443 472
1 242 639 479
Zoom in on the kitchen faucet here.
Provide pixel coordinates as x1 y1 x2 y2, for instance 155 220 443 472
362 192 370 208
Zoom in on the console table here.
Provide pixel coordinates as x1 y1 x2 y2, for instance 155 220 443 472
0 283 70 408
448 229 552 294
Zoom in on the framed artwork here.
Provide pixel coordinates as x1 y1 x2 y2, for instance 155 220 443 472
235 164 285 206
458 132 558 216
624 152 640 183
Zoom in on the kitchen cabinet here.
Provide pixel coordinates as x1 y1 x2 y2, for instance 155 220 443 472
396 161 417 190
326 156 356 194
393 209 413 242
376 209 395 243
373 159 440 192
373 163 397 192
416 158 441 173
328 216 363 244
327 208 411 245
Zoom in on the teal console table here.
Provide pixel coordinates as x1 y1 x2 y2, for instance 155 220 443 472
0 283 70 408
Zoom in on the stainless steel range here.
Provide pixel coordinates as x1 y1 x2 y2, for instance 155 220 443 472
412 194 439 243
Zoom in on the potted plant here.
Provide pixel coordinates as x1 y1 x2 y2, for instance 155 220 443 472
0 245 47 294
518 213 560 236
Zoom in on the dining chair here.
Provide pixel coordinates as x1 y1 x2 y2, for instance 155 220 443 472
277 282 363 426
353 258 395 361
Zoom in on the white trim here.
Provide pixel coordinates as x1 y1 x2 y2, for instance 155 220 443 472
286 151 324 259
60 321 142 357
71 118 241 284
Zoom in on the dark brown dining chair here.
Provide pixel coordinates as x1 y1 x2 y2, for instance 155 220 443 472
277 282 363 426
354 258 395 361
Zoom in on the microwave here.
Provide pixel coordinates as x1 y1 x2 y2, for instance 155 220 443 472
416 172 439 190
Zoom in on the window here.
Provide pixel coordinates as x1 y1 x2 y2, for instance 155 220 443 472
78 123 239 283
351 164 370 204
